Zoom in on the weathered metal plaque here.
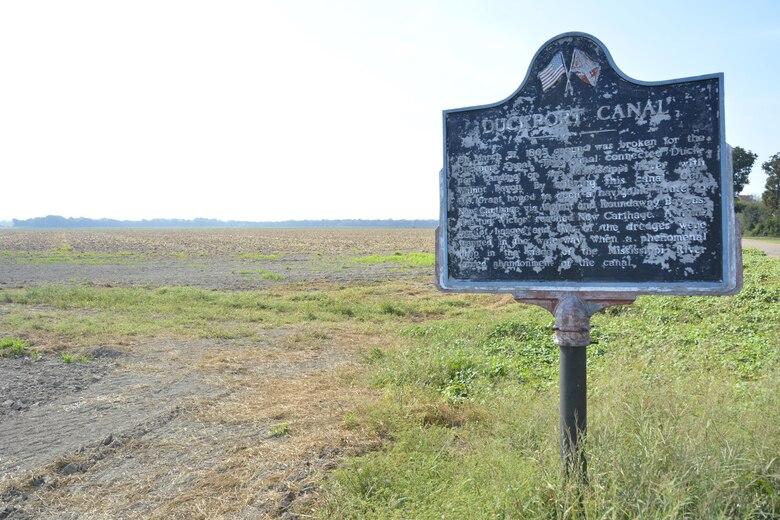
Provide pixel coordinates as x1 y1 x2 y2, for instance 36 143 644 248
438 32 740 295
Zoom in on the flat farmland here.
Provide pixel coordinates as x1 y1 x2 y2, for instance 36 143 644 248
0 228 435 290
1 229 778 519
0 228 446 518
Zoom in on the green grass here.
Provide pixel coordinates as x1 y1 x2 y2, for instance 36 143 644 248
60 352 91 364
269 423 291 438
0 281 500 346
238 269 285 280
237 252 281 260
0 336 29 357
351 252 435 267
1 245 150 265
320 249 780 518
0 336 40 359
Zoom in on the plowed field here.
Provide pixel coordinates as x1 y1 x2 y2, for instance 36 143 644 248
0 228 434 519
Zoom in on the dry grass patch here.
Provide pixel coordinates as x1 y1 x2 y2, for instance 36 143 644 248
133 371 381 519
6 369 380 519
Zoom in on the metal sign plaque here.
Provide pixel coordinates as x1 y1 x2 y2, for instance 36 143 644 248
438 32 740 295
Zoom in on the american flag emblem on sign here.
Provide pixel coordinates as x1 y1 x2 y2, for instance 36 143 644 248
538 51 566 92
570 48 600 87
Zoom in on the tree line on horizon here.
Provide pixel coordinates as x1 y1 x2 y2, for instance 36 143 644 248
7 148 780 236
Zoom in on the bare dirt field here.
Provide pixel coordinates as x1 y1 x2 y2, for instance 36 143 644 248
0 228 434 290
0 228 434 519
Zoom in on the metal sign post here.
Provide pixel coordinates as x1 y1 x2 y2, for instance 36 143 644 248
437 32 741 478
522 294 635 476
559 343 587 476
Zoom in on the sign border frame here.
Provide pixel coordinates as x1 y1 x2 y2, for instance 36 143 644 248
437 31 740 296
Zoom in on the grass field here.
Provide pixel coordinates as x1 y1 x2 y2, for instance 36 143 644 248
0 229 777 518
319 248 780 519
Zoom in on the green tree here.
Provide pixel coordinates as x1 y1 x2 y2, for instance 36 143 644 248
762 152 780 212
732 146 757 195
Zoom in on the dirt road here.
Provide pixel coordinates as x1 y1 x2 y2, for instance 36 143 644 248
742 238 780 258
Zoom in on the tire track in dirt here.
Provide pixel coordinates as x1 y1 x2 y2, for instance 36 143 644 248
0 334 371 519
0 369 220 477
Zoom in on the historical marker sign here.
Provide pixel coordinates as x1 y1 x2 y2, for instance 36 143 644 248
438 32 740 295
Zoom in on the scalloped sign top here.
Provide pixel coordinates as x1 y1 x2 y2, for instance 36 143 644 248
438 33 739 295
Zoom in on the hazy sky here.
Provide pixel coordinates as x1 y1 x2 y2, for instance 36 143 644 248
2 0 779 221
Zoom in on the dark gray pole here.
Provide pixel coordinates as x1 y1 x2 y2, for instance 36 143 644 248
550 295 599 479
559 345 587 477
526 294 634 479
